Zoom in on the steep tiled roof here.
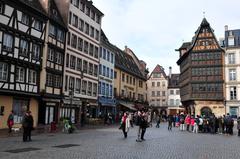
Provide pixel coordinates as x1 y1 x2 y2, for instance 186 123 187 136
114 46 146 80
19 0 47 16
177 18 223 65
149 64 167 79
168 74 180 88
177 42 191 51
49 0 67 29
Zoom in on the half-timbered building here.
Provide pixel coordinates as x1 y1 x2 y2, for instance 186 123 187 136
38 0 67 125
0 0 47 129
176 18 225 116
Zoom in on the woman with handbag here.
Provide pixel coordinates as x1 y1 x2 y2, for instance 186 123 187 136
120 112 130 138
7 110 14 133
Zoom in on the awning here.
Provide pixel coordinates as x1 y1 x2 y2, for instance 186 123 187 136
119 101 137 111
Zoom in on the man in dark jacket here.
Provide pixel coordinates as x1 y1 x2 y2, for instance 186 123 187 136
28 111 34 141
22 111 34 142
22 111 30 142
140 112 148 141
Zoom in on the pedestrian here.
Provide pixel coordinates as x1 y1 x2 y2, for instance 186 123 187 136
179 112 185 131
168 115 173 131
193 115 199 133
22 111 30 142
7 110 14 134
175 114 180 127
198 116 203 132
129 113 134 128
173 115 176 127
156 115 160 128
185 114 191 131
190 115 195 132
218 116 223 134
237 117 240 137
28 111 34 141
120 112 130 138
136 111 142 142
140 111 148 141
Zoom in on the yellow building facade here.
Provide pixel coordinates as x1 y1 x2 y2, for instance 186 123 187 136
0 96 39 129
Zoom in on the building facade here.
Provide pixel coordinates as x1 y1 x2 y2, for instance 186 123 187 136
114 46 148 113
55 0 103 123
98 31 115 117
167 68 182 115
176 18 225 117
38 0 67 125
147 65 168 115
0 0 47 128
222 26 240 118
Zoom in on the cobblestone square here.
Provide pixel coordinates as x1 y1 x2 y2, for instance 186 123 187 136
0 123 240 159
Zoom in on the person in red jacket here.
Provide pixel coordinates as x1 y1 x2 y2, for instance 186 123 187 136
185 114 191 131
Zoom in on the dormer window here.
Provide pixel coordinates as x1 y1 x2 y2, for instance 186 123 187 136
228 37 235 46
86 6 90 16
80 2 85 12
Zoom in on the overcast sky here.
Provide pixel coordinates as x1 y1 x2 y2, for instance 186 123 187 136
94 0 240 74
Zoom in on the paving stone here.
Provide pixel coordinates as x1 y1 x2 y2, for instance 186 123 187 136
0 123 240 159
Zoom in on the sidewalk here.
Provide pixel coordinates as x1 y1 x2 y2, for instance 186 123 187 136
0 123 118 138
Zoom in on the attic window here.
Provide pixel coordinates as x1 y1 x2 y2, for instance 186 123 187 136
228 37 235 46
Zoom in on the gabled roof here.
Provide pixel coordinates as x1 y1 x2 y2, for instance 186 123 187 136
101 29 110 44
168 74 180 88
176 42 191 51
149 64 167 79
19 0 47 17
177 18 224 65
114 46 146 81
49 0 67 29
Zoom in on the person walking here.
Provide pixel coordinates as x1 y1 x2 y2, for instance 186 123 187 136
237 117 240 136
136 111 142 142
168 115 173 131
7 110 14 134
140 111 148 141
156 115 160 128
179 112 185 131
120 112 130 138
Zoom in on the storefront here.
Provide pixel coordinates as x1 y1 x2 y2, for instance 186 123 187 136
98 97 116 117
39 99 60 125
0 96 38 129
61 98 82 124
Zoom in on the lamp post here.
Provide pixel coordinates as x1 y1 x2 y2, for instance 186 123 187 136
69 90 74 123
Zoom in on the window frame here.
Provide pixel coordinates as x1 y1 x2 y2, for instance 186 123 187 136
0 62 8 81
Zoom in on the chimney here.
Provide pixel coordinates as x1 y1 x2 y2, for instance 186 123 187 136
225 25 228 31
169 67 172 78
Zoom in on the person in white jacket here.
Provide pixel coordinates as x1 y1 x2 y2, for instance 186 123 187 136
121 112 130 138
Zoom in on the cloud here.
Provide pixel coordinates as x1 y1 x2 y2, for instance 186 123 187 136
94 0 240 74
